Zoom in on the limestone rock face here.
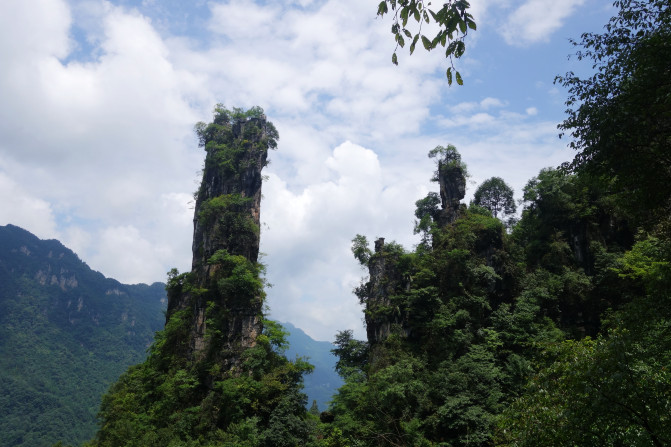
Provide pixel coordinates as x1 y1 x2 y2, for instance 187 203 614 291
166 107 277 367
364 238 408 346
191 117 268 270
361 147 467 349
437 162 466 226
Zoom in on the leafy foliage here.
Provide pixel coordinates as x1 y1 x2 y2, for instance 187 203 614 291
428 144 467 180
92 317 313 447
330 113 668 445
500 234 671 446
332 330 368 377
498 328 671 447
377 0 476 83
331 206 532 446
472 177 516 221
413 192 441 245
556 0 671 227
351 234 373 267
194 105 278 193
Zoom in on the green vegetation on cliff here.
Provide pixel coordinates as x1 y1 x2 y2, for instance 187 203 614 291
321 1 670 445
90 106 315 447
0 224 165 447
325 148 669 445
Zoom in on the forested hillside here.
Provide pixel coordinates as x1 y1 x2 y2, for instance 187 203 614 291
319 1 671 445
0 224 166 447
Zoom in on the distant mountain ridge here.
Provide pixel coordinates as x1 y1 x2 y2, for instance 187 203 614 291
282 322 343 411
0 224 166 447
0 224 342 446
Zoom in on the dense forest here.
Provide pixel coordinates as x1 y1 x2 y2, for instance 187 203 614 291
320 1 670 445
21 0 667 445
0 224 166 446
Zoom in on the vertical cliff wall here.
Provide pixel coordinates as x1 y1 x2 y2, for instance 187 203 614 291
364 238 407 344
92 106 316 446
166 105 278 367
362 146 467 349
435 149 466 226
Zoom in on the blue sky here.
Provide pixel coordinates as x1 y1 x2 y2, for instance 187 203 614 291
0 0 614 341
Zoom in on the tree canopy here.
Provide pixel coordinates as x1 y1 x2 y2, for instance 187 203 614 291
472 177 516 220
556 0 671 227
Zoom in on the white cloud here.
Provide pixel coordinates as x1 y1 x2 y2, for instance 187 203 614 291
0 171 57 239
481 97 506 109
90 225 168 284
209 0 281 39
60 225 93 259
449 97 505 115
172 0 444 142
500 0 586 46
442 112 497 128
262 141 426 340
0 0 71 61
0 0 203 289
0 0 593 342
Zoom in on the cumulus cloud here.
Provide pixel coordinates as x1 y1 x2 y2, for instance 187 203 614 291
0 0 71 61
500 0 586 46
0 0 590 341
466 0 586 47
0 171 58 239
0 0 201 282
174 0 442 140
262 141 427 340
89 225 169 284
208 0 280 39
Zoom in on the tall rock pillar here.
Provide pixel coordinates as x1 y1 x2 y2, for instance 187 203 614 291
166 106 278 368
436 154 466 226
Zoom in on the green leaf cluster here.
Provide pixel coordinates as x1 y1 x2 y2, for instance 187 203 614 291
378 0 475 83
198 195 260 262
194 105 278 189
556 0 671 228
472 177 516 221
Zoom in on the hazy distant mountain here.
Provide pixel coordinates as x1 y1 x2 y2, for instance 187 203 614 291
283 321 343 411
0 224 166 447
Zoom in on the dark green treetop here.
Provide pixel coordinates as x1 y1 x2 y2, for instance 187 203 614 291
556 0 671 228
472 177 516 220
